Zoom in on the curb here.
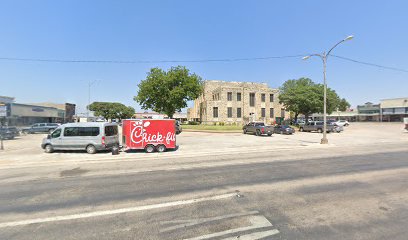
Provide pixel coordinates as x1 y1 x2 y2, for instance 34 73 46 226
182 129 242 133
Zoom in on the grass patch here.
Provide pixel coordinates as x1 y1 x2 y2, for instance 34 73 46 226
182 124 243 131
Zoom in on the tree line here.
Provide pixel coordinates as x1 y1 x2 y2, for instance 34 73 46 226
89 66 350 122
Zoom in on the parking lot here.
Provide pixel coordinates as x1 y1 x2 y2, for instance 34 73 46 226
0 122 406 165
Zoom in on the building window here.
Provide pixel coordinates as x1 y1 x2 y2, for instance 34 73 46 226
249 93 255 107
261 108 265 118
237 92 241 101
270 108 274 118
395 107 406 114
227 107 233 118
270 94 274 102
227 92 232 101
237 108 242 118
261 94 265 102
213 107 218 118
281 109 285 118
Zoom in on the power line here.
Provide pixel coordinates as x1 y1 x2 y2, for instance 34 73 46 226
0 54 407 73
0 55 304 64
332 55 408 73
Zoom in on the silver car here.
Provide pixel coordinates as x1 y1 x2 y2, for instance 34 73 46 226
41 122 119 154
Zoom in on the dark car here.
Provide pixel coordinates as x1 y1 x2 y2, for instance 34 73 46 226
22 123 60 134
175 120 182 134
0 126 18 140
274 125 295 135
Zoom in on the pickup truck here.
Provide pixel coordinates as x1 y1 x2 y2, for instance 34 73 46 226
0 126 19 140
243 122 274 136
299 121 335 133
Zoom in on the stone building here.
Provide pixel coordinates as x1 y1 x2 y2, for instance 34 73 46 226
188 80 289 124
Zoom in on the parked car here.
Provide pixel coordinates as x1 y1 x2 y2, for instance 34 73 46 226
274 125 295 135
328 122 344 133
404 118 408 131
175 120 182 134
23 123 61 134
299 121 335 133
297 120 306 126
41 122 119 154
334 120 349 127
243 122 274 136
0 126 17 140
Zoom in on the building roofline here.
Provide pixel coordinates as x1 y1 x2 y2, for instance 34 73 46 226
380 97 408 101
204 80 269 85
9 103 62 111
0 96 15 100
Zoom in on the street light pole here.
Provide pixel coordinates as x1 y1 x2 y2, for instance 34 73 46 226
303 35 353 144
87 80 98 120
0 119 4 150
322 53 328 144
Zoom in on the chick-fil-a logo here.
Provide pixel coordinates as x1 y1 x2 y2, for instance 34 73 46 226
130 121 175 145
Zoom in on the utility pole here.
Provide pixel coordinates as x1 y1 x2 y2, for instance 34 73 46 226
0 121 4 151
303 35 353 144
0 105 6 150
87 80 98 121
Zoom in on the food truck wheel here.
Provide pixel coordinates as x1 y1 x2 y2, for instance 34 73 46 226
145 144 155 153
156 144 166 153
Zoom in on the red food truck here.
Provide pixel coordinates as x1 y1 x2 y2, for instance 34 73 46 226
122 119 176 153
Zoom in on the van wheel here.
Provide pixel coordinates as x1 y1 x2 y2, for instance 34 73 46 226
317 128 323 133
86 145 97 154
145 145 155 153
44 144 54 153
299 127 304 132
156 144 166 153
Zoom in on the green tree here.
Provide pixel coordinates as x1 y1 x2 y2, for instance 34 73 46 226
338 98 351 111
134 66 203 118
279 78 349 122
88 102 135 121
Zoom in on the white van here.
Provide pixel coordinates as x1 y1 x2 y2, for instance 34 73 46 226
41 122 119 154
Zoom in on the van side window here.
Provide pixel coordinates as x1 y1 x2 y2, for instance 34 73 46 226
51 129 61 138
64 127 79 137
105 126 118 136
78 127 100 136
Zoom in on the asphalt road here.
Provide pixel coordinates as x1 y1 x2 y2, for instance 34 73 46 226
1 146 408 240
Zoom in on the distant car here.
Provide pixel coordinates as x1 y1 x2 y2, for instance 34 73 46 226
328 122 344 133
243 122 274 136
175 120 182 134
335 120 349 127
299 121 335 133
0 126 17 140
297 120 306 126
274 125 295 135
22 123 60 134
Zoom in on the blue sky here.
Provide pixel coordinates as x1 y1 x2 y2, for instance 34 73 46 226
0 0 407 113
